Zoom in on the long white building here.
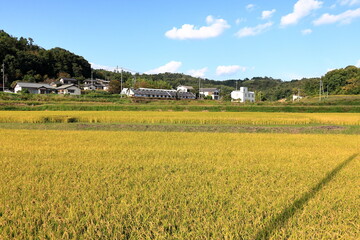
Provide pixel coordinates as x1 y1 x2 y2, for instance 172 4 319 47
231 87 255 102
121 88 196 99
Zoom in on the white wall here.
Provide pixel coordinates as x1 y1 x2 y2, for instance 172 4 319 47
231 87 255 102
121 88 134 96
14 85 22 93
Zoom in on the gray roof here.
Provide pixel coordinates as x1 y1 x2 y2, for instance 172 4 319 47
56 84 78 90
16 82 55 89
132 88 195 98
60 78 77 82
178 92 196 98
134 88 175 96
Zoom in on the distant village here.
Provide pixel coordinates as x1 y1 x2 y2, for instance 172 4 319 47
12 77 262 102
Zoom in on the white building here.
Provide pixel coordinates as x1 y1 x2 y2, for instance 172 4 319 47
121 88 135 96
177 85 194 92
231 87 255 102
199 88 219 100
83 79 110 91
121 88 196 99
292 95 303 101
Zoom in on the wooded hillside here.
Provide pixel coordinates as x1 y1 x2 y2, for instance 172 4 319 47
0 30 91 83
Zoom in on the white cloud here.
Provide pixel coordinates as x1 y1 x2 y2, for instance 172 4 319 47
262 9 276 19
356 59 360 67
313 8 360 25
246 4 255 11
235 22 273 38
216 65 247 76
281 0 323 26
235 18 246 25
145 61 182 74
301 28 313 34
339 0 360 6
187 67 208 78
165 15 230 40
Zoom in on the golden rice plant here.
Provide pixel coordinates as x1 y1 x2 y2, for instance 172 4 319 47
0 129 358 239
0 111 360 125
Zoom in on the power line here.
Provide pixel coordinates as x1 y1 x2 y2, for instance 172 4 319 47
117 66 142 75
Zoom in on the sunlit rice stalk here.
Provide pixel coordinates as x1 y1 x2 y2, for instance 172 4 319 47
0 111 359 125
0 129 359 239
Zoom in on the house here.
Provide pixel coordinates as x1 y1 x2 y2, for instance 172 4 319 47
50 78 79 87
56 84 81 95
14 82 56 94
292 95 303 101
121 88 196 99
231 87 255 102
177 85 194 92
59 78 78 85
199 88 219 100
83 79 110 91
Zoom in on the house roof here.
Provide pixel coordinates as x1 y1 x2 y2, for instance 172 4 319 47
16 82 55 89
132 88 195 98
60 78 78 82
50 80 61 85
178 92 196 98
123 88 195 98
178 85 194 89
134 88 176 96
83 83 103 87
56 84 78 90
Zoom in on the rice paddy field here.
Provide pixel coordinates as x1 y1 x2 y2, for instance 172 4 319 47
0 111 360 125
0 111 359 239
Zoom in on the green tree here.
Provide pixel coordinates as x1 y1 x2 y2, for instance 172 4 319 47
108 80 122 94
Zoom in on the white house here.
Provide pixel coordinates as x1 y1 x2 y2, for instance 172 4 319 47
83 79 110 91
292 95 303 101
14 82 56 94
199 88 219 100
231 87 255 102
177 85 194 92
56 84 81 95
121 88 135 96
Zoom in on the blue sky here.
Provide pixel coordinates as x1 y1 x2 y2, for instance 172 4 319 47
1 0 360 80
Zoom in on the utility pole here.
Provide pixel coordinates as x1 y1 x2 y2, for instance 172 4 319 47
120 68 123 98
235 80 238 91
319 80 324 102
198 77 201 99
1 62 4 92
91 70 94 89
